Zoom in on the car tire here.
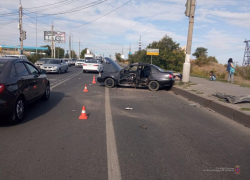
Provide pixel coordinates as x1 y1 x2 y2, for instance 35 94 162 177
13 97 25 123
83 70 86 73
43 84 50 101
58 69 61 74
148 81 160 91
104 78 115 88
65 68 68 73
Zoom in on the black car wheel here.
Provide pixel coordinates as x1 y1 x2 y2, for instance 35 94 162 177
43 84 50 100
148 81 160 91
83 70 86 73
58 69 61 74
65 68 68 73
13 97 25 123
105 78 115 88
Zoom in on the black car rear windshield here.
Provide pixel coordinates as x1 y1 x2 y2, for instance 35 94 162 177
85 57 94 60
76 60 85 62
46 60 61 64
152 65 165 72
0 62 7 74
85 60 97 63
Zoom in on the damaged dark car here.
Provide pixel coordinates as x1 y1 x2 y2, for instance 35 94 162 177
97 60 175 91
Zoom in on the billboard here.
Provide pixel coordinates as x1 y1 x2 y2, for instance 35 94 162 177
44 31 66 43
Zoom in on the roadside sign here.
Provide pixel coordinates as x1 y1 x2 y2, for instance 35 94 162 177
147 48 159 56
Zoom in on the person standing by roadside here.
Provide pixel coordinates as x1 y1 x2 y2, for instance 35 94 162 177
226 58 236 83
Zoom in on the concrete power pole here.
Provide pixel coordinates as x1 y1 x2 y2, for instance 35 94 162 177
19 2 23 55
79 40 80 59
51 23 53 58
182 0 196 83
139 35 141 51
243 40 250 66
69 35 71 59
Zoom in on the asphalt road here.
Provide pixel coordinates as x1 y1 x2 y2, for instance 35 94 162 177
0 64 249 180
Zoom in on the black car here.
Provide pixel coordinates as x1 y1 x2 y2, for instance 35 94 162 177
97 61 175 91
0 57 50 123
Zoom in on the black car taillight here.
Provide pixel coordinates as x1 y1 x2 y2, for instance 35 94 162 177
0 84 5 93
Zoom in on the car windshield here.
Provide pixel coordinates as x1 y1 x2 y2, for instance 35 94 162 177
38 59 49 63
85 57 94 60
0 61 7 74
152 65 165 72
85 60 97 63
64 60 69 62
46 60 61 64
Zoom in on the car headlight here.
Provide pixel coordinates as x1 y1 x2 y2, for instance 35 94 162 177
53 66 58 69
40 66 44 68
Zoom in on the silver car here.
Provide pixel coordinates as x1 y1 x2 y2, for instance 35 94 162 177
35 58 50 69
40 59 68 74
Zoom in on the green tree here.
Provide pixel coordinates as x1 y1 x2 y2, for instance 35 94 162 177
80 48 87 59
65 52 69 58
128 35 185 72
192 47 208 59
70 50 77 58
55 47 65 59
42 45 51 56
115 53 122 62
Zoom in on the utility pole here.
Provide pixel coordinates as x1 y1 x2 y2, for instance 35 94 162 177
139 36 141 51
182 0 196 83
69 35 71 59
19 1 23 55
36 9 37 54
79 40 80 59
243 40 250 66
54 42 56 59
51 23 53 58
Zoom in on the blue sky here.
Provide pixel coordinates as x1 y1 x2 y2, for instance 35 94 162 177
0 0 250 65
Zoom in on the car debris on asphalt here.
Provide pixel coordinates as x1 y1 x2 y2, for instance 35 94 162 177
125 107 133 110
213 92 250 104
189 104 197 107
140 124 147 129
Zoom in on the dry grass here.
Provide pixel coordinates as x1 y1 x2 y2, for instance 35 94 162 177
191 62 250 87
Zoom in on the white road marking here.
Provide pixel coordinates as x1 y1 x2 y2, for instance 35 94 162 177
50 72 82 90
105 88 122 180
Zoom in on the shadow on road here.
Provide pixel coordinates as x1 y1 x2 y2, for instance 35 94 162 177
0 91 65 127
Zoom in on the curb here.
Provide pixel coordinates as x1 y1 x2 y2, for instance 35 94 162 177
172 87 250 127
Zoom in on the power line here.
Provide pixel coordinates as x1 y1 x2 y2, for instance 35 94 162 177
70 0 132 29
23 0 107 17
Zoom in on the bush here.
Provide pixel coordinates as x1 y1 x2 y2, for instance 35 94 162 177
27 54 48 64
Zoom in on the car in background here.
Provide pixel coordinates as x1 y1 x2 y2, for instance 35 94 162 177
97 62 175 91
34 58 50 69
68 59 76 66
83 60 104 73
75 59 85 67
40 59 68 74
0 57 50 123
63 59 70 66
3 55 29 62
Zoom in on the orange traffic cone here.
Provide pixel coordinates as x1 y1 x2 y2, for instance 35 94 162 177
83 84 88 92
79 106 88 120
92 75 96 84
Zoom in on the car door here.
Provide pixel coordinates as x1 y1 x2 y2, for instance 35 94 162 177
119 65 138 84
24 62 44 97
14 62 36 101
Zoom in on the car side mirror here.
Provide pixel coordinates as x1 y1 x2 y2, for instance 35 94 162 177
40 69 46 74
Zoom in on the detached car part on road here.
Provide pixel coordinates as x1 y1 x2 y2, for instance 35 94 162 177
40 59 68 74
0 57 50 123
97 62 175 91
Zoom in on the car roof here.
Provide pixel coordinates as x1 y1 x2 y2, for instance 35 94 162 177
0 57 22 61
129 62 151 66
